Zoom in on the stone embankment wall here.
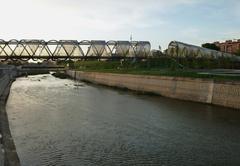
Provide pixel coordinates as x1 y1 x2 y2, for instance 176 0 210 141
0 66 20 166
66 70 240 110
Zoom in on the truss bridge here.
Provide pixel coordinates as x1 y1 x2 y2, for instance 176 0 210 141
0 39 151 61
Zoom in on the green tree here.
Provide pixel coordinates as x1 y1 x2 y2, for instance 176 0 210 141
202 43 220 51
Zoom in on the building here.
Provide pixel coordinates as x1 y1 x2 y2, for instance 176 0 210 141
214 39 240 54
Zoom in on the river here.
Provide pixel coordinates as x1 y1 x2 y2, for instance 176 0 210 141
6 74 240 166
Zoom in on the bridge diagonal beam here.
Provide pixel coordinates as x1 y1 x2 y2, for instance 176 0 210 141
0 39 151 61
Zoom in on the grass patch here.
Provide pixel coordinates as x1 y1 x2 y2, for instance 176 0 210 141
57 58 240 81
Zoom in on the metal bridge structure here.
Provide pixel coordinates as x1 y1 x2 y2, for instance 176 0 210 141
0 39 151 61
167 41 239 60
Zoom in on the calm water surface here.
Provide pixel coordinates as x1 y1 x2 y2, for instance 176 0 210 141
6 74 240 166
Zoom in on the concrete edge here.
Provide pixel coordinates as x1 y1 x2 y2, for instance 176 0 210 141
66 70 240 110
0 77 21 166
71 70 240 85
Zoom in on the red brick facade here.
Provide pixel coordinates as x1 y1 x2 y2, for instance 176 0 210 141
214 40 240 54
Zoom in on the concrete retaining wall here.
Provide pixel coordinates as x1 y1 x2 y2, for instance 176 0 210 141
212 82 240 109
0 66 20 166
66 70 240 110
0 74 11 100
0 74 9 166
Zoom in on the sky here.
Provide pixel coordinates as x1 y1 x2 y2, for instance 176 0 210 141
0 0 239 49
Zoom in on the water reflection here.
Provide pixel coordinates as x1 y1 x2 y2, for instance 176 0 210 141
6 74 240 166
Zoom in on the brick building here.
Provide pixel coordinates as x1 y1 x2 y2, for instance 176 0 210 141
214 39 240 54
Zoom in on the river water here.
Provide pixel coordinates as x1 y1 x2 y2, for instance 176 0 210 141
6 74 240 166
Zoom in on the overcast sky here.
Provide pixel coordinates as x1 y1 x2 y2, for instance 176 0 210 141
0 0 239 49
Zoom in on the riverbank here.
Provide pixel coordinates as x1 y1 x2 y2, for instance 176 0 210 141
66 70 240 110
60 60 240 81
0 66 20 166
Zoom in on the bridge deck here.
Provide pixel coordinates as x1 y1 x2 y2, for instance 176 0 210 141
0 56 148 61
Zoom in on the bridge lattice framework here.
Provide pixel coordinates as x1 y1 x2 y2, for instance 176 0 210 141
0 39 151 61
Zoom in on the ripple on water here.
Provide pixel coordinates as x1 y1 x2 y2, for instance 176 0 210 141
6 74 240 166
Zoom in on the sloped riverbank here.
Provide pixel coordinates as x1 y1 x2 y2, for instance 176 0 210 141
66 70 240 110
